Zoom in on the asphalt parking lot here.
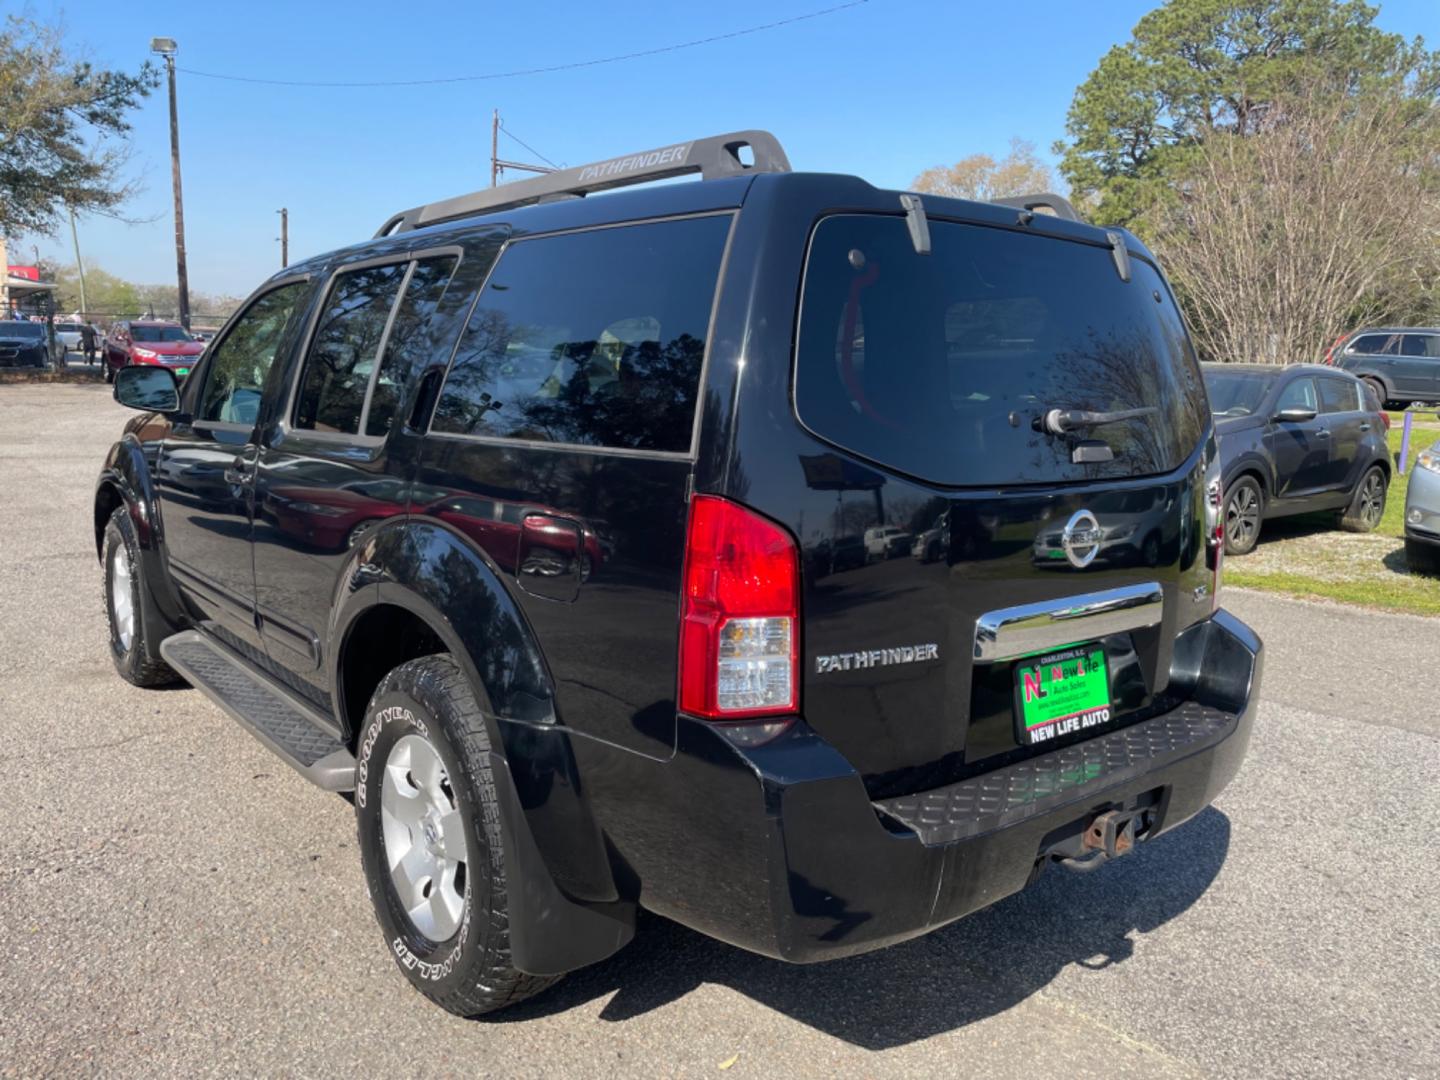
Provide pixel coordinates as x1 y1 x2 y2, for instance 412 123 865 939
2 382 1437 1078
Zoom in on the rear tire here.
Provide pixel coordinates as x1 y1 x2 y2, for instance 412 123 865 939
1405 538 1440 575
1223 477 1264 556
1362 378 1387 409
102 507 178 687
1339 466 1386 533
354 655 561 1017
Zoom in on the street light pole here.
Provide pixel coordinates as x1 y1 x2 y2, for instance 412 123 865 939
277 208 288 268
152 37 190 330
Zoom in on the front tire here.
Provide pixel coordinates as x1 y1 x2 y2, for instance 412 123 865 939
102 507 177 686
1405 538 1440 575
1223 477 1264 556
1339 466 1387 533
354 655 560 1017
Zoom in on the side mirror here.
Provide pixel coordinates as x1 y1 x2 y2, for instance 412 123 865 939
1274 406 1317 423
114 365 180 413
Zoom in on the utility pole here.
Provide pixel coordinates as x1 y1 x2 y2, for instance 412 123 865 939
491 109 499 187
68 208 88 316
489 109 557 187
152 37 190 330
277 208 289 268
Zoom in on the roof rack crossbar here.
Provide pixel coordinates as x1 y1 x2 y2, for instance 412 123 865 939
989 192 1084 223
377 129 790 238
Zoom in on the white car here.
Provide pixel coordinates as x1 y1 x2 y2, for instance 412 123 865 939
864 524 911 562
54 323 84 352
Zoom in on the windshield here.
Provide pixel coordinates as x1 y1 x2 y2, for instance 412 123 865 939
132 325 193 343
0 323 45 340
1203 371 1272 417
795 215 1207 487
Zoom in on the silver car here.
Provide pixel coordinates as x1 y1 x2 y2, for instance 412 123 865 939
1405 438 1440 573
54 323 84 353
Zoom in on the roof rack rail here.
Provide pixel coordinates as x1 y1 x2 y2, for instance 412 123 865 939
376 129 790 238
989 192 1084 223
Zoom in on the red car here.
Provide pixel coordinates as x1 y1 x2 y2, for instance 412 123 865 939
103 321 205 383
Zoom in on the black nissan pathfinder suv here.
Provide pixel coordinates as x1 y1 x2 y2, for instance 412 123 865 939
94 131 1262 1016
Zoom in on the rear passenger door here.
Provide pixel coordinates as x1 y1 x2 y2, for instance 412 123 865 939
414 213 733 757
251 252 460 704
1317 376 1368 494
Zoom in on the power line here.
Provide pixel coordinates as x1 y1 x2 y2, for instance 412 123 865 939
500 123 559 169
176 1 869 88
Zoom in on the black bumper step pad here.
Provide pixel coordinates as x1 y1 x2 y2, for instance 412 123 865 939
873 701 1237 846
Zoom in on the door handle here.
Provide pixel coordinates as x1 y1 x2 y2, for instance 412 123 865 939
1316 429 1331 438
1359 423 1372 431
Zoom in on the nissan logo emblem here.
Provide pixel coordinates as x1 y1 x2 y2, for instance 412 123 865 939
1061 509 1102 569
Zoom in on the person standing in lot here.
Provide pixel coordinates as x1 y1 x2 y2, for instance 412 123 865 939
81 322 97 365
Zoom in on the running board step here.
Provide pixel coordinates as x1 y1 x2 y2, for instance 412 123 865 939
160 630 355 792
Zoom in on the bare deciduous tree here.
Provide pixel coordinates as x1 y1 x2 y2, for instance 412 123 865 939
912 138 1056 201
1146 86 1440 364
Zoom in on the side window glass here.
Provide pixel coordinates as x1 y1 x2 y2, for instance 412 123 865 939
1276 378 1318 414
1318 379 1359 414
198 283 307 425
365 256 458 437
1427 335 1440 359
294 263 407 434
432 214 731 453
1401 334 1440 359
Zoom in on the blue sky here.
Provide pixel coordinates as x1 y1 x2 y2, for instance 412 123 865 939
19 0 1440 300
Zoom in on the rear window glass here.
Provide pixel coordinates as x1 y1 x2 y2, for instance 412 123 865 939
795 215 1206 487
1204 371 1272 417
1402 334 1440 358
0 322 44 339
1319 378 1361 413
132 325 193 343
432 214 730 453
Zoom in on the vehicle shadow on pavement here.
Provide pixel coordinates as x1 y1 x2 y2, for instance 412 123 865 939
495 807 1231 1048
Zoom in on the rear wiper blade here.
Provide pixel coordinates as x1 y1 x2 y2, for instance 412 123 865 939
1039 406 1158 435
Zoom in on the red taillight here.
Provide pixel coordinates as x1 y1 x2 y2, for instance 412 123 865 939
1379 411 1391 432
679 495 799 720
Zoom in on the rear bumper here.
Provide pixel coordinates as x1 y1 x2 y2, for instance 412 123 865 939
642 608 1261 962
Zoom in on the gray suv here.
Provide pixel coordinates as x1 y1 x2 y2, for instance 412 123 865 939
1330 328 1440 407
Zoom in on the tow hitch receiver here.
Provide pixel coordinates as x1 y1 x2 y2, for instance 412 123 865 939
1083 810 1138 858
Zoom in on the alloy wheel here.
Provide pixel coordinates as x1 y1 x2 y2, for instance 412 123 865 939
109 546 135 652
1226 486 1260 549
380 733 468 941
1360 472 1385 527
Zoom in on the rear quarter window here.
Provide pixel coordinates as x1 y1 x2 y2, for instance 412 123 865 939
431 214 731 454
794 214 1206 487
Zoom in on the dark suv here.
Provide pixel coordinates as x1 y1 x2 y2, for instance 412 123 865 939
1202 363 1391 555
94 131 1262 1016
1328 327 1440 406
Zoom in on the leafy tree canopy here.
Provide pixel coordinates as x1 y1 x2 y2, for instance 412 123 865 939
0 15 158 237
1057 0 1439 226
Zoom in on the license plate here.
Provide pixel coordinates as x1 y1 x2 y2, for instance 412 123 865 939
1014 644 1112 746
